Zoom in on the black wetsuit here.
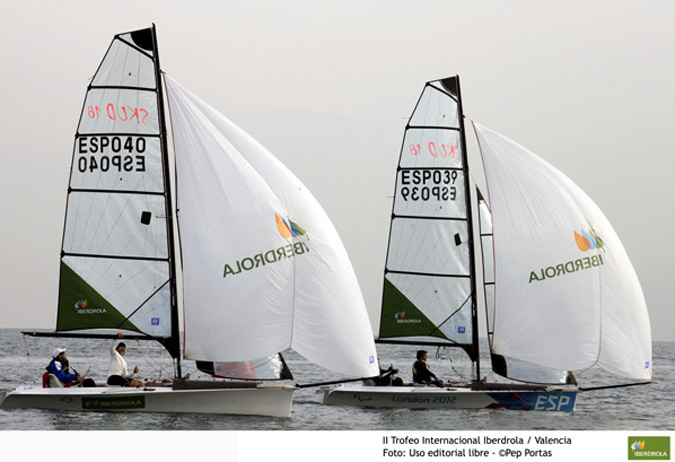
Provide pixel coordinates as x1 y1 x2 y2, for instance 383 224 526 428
412 359 441 386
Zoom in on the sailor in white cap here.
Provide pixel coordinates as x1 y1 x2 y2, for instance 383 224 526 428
46 348 86 387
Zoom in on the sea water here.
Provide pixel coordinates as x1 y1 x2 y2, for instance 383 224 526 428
0 328 672 431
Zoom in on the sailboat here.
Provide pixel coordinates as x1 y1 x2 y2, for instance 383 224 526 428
0 25 378 417
316 76 652 411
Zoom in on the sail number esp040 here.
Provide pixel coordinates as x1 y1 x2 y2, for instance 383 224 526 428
76 136 148 173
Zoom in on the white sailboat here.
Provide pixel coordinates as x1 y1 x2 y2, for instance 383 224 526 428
0 25 378 417
316 76 652 411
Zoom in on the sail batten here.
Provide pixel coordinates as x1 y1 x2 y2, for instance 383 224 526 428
67 189 167 196
62 252 169 262
88 85 157 91
407 126 461 131
386 270 471 278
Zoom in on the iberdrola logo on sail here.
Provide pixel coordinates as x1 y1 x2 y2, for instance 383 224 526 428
574 227 604 252
223 213 311 278
275 213 309 240
528 227 606 284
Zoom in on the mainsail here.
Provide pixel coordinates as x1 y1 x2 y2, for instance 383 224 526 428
57 28 179 357
379 77 478 360
475 122 652 381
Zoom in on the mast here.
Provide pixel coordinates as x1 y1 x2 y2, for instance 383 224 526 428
149 25 182 378
453 76 480 382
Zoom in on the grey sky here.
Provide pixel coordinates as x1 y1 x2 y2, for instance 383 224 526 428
1 1 673 342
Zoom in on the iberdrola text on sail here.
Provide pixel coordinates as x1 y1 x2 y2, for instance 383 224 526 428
223 241 310 277
528 252 604 283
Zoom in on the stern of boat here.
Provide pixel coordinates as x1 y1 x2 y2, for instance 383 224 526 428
0 388 11 406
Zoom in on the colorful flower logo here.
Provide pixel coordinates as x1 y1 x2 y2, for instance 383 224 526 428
275 213 308 239
395 311 406 319
631 440 646 451
74 300 88 309
574 228 604 252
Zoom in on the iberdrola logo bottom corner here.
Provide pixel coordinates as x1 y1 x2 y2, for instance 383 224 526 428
628 436 670 460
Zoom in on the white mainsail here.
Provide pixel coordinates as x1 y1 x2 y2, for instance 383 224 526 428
166 76 378 378
475 122 651 380
379 78 475 351
59 29 174 342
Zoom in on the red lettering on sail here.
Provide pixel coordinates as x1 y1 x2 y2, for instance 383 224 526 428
407 142 460 160
86 104 151 126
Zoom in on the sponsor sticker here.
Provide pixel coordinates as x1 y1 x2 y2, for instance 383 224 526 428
82 396 146 410
628 437 670 460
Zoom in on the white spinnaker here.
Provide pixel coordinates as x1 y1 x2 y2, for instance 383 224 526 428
166 76 378 378
474 123 651 380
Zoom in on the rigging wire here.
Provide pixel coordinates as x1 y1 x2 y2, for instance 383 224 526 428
22 335 34 371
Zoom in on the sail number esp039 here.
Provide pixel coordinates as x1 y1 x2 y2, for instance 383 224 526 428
399 169 458 202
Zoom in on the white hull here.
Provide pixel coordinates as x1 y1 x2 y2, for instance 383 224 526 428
316 384 578 412
1 382 296 418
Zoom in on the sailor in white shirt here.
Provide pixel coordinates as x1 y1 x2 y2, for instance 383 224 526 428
107 333 145 387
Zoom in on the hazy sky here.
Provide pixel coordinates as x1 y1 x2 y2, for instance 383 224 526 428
1 1 673 343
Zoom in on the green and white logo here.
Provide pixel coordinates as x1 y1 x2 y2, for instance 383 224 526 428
82 396 146 410
628 436 670 460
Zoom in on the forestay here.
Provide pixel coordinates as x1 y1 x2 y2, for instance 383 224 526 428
165 77 378 378
475 123 651 380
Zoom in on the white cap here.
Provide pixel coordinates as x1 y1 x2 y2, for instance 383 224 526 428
51 348 66 358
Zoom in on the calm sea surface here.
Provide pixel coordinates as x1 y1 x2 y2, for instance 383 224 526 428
0 328 672 431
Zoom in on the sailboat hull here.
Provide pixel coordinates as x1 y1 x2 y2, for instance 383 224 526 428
316 384 577 411
0 382 295 418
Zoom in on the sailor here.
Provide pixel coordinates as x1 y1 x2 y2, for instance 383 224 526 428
372 360 400 386
412 350 443 387
107 333 145 388
46 348 95 387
